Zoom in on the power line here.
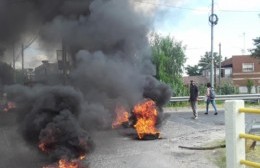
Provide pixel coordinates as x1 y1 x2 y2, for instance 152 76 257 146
133 0 260 13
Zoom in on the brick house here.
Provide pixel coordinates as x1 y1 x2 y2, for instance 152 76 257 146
221 55 260 93
200 55 260 93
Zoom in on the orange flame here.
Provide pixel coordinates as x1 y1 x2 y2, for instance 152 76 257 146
112 105 129 128
38 128 56 153
3 101 16 112
133 99 159 139
43 156 86 168
58 159 80 168
38 142 48 153
40 136 87 168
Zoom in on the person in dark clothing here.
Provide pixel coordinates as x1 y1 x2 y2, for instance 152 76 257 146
189 80 199 119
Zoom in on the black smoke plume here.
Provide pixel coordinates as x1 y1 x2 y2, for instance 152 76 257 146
5 85 94 161
1 0 173 166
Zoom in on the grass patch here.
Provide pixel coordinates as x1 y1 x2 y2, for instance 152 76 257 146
203 139 226 168
207 139 260 168
246 141 260 164
212 149 226 168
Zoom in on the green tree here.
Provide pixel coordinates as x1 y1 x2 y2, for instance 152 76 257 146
246 79 254 94
151 33 186 96
198 52 221 87
185 65 202 76
217 81 238 95
198 84 207 96
250 37 260 58
198 52 219 70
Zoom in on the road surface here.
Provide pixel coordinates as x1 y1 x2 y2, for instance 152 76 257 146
1 107 259 168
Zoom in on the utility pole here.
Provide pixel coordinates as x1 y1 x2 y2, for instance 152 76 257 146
209 0 218 87
61 39 67 84
242 32 246 55
219 43 221 87
21 43 24 71
12 43 16 83
21 43 25 83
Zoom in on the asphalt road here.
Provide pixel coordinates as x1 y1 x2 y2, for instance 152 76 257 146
87 109 225 168
0 108 259 168
88 108 260 168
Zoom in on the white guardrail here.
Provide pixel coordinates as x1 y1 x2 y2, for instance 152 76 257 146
170 94 260 102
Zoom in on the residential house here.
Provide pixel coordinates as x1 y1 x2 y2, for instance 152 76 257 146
202 55 260 93
221 55 260 93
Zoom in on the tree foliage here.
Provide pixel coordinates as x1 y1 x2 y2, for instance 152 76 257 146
185 65 202 76
250 37 260 58
151 33 186 96
185 52 220 77
198 84 207 96
246 79 254 94
217 81 238 95
198 52 219 70
198 52 221 87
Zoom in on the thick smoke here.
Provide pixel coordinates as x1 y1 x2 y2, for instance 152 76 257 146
5 85 94 161
0 0 92 44
0 0 173 166
71 50 171 129
0 0 152 61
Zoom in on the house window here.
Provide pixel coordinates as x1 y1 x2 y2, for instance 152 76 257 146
224 68 232 77
242 63 254 72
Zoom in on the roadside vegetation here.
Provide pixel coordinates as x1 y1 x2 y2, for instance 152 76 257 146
207 139 260 168
204 139 226 168
150 33 187 97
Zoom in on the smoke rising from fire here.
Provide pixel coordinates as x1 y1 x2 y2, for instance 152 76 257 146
1 0 174 166
71 50 171 129
5 85 94 161
0 0 155 61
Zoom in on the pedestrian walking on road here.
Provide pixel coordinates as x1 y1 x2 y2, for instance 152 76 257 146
189 80 199 119
204 82 218 115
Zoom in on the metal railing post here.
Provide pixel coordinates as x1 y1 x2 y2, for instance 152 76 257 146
225 100 245 168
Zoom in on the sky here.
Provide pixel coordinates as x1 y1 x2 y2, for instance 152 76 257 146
154 0 260 68
20 0 260 70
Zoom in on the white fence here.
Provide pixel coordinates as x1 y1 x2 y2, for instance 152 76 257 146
225 100 260 168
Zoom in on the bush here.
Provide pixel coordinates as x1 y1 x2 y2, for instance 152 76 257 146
217 82 238 95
